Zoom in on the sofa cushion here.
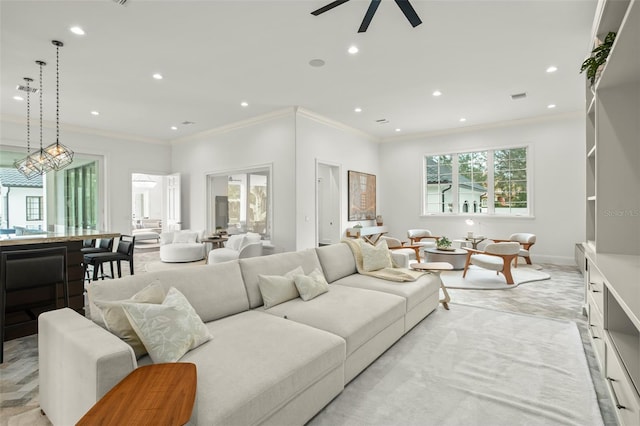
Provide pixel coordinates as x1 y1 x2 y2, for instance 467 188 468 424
315 243 357 283
88 262 249 324
239 248 323 308
257 266 304 308
264 285 404 356
93 282 166 358
173 231 198 244
226 234 245 250
333 272 440 312
178 311 345 425
122 287 212 363
294 269 329 301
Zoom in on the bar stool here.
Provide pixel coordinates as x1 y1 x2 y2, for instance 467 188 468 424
83 236 135 281
81 238 114 282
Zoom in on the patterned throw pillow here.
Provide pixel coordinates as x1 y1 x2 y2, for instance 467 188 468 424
293 269 329 301
360 239 393 271
94 282 166 359
122 287 212 363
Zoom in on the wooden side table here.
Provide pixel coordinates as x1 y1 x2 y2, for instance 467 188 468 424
76 363 197 426
411 262 453 310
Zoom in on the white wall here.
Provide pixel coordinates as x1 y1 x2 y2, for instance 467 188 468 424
170 110 297 251
295 110 380 250
1 118 172 235
379 113 586 264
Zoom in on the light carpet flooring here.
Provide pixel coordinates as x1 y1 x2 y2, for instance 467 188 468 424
0 250 618 425
440 264 550 289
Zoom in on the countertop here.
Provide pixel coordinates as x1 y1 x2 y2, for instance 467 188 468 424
0 229 120 247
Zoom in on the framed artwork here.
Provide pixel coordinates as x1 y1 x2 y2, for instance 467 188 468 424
348 170 376 221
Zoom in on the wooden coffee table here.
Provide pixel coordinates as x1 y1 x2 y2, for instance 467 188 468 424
76 363 197 426
411 262 453 310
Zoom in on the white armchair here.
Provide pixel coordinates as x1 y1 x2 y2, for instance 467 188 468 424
207 232 263 264
159 230 206 263
462 242 520 284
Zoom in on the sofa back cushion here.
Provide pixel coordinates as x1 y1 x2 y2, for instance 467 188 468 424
315 243 357 283
239 248 323 308
88 261 249 324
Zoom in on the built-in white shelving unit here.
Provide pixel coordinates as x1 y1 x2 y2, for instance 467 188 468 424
583 1 640 425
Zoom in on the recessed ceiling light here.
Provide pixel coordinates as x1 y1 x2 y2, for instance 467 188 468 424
354 107 362 113
70 26 85 35
459 118 467 122
240 101 249 107
546 66 558 73
13 95 23 101
170 126 178 130
309 59 325 67
348 45 359 54
152 73 163 80
547 104 556 109
395 128 401 132
90 111 99 116
432 90 442 97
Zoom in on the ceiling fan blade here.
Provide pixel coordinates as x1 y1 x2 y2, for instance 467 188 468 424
311 0 351 16
358 0 381 33
394 0 422 27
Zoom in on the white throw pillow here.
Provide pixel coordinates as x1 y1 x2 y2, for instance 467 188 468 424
258 266 304 309
360 239 393 272
293 269 329 301
93 282 166 359
122 287 212 363
173 231 198 244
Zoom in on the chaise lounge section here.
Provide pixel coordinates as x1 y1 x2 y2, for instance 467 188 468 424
38 242 442 425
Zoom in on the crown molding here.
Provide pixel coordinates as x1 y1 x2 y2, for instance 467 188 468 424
295 107 379 142
379 111 583 143
0 114 167 145
170 108 296 145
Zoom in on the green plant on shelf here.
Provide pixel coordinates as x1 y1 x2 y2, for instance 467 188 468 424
437 236 452 249
580 31 616 85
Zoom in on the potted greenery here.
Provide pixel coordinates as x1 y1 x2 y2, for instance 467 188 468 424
580 31 616 85
436 236 453 251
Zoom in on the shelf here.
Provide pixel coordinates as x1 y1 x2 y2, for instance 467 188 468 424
598 0 640 89
587 145 596 157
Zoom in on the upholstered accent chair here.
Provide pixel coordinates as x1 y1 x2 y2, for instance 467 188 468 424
492 233 536 265
159 230 206 263
462 242 521 284
379 236 421 264
207 232 263 264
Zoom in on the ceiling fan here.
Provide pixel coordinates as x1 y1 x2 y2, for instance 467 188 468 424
311 0 422 33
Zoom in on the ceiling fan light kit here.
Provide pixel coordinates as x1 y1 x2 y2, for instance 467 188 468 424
312 0 422 33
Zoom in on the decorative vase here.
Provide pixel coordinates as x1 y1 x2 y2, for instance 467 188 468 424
376 215 383 226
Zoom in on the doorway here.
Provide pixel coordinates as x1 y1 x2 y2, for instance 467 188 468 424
316 161 341 246
131 173 181 233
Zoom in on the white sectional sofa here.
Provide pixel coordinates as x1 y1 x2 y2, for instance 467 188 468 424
38 242 441 425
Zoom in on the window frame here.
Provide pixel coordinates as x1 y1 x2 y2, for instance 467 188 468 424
25 196 43 221
421 144 533 218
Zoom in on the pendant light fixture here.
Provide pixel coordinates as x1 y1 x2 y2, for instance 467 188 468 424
45 40 74 170
28 60 55 174
14 77 40 179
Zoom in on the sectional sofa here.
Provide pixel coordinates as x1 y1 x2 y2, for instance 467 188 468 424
38 242 442 425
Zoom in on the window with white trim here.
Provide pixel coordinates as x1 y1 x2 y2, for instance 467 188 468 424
423 147 529 216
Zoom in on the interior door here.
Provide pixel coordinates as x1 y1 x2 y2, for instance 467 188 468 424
317 162 341 246
165 173 181 231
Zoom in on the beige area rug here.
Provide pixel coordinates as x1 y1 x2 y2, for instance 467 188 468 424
441 264 549 290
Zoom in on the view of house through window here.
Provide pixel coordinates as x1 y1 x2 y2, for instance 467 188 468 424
424 147 529 216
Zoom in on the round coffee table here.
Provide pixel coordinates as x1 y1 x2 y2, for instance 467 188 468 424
424 248 467 270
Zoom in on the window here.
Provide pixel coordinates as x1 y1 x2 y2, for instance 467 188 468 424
64 162 98 229
423 147 529 216
26 196 43 221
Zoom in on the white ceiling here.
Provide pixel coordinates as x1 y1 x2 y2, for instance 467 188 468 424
0 0 596 144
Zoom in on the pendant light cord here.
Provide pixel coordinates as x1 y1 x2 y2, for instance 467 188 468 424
56 43 60 144
37 60 45 151
25 78 31 154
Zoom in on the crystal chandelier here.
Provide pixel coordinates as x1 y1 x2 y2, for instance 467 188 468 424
44 40 74 170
